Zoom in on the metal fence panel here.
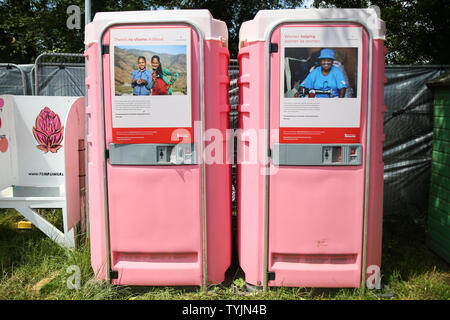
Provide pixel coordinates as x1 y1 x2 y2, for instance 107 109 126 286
34 53 85 96
0 64 27 95
35 64 85 96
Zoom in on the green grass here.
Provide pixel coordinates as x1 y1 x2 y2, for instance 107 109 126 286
0 208 448 300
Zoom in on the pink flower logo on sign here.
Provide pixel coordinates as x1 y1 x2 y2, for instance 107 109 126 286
32 107 64 153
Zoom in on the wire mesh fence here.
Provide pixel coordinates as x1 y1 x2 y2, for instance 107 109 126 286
0 64 27 95
33 53 85 96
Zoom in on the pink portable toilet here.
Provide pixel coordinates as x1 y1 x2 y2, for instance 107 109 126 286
85 10 231 287
237 9 386 289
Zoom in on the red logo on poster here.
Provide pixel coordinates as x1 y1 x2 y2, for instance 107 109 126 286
32 107 64 153
0 135 8 153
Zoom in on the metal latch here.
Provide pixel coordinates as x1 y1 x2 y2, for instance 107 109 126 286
270 43 278 53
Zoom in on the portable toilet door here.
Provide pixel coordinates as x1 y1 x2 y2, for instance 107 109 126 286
237 8 386 289
84 10 231 287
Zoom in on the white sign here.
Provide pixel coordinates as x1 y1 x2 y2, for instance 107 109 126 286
280 27 363 129
110 28 191 137
0 96 81 188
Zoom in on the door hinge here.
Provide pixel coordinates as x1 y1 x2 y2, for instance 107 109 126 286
110 269 118 279
269 43 278 53
102 45 110 55
267 272 276 281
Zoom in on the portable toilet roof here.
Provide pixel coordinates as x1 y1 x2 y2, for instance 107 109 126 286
239 8 386 46
85 9 228 45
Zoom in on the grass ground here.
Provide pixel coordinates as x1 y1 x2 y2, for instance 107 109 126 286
0 208 448 300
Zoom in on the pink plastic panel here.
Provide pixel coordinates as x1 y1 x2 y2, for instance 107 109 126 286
102 26 202 286
203 39 232 284
267 25 370 288
87 25 231 286
107 166 202 285
237 42 268 286
268 167 364 287
238 22 384 288
64 97 85 232
364 39 386 283
85 42 108 280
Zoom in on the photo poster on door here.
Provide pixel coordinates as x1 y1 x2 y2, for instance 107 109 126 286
110 27 192 144
280 26 363 144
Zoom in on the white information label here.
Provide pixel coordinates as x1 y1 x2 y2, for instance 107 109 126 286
110 28 191 129
280 27 363 129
